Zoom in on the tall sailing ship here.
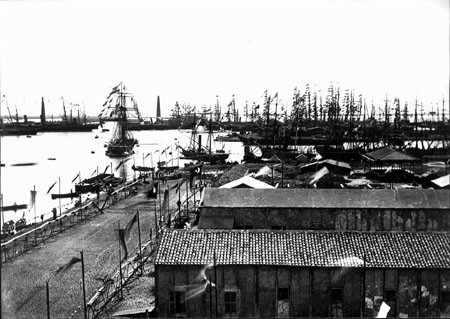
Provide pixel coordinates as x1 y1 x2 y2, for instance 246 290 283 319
99 83 140 157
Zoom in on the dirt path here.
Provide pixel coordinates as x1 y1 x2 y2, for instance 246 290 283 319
1 178 189 319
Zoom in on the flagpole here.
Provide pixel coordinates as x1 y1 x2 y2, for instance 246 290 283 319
80 250 87 319
46 280 50 319
167 187 170 228
154 198 158 237
78 171 82 211
133 157 136 181
33 185 37 241
58 177 61 217
118 221 124 300
0 194 3 232
137 209 143 276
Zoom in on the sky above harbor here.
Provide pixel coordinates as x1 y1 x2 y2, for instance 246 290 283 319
0 0 448 118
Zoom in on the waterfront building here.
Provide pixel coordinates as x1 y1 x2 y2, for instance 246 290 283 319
198 188 449 231
154 187 450 317
155 229 450 318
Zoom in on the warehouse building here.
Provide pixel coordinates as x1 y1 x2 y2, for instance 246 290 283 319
198 188 450 231
154 229 450 318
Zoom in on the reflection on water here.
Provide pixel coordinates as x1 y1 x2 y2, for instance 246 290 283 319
0 129 244 226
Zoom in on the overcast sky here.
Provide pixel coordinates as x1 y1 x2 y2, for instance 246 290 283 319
0 0 448 118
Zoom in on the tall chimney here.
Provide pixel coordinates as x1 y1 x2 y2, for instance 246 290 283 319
156 96 161 118
40 97 46 126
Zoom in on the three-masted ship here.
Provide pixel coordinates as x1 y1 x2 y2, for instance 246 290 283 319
99 83 140 157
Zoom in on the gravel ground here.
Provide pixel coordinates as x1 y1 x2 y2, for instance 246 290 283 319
1 179 183 319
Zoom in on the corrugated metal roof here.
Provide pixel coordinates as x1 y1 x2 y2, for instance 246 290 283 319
202 188 450 209
155 229 450 269
365 147 418 162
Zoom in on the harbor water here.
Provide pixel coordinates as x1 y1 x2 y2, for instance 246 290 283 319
0 127 244 228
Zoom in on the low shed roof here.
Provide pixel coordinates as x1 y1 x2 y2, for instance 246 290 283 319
202 188 449 209
155 229 450 269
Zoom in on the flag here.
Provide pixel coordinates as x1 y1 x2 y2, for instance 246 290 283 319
46 181 57 195
254 104 260 110
124 213 138 239
55 256 82 275
117 228 128 259
189 164 203 188
107 84 120 98
91 169 97 177
161 146 170 155
144 153 151 159
117 213 137 260
103 165 110 174
227 101 233 107
161 188 169 212
273 92 278 100
30 190 37 208
71 173 80 183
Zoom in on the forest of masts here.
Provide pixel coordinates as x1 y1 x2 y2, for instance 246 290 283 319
171 84 449 127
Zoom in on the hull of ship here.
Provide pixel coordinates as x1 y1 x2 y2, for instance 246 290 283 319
105 143 136 157
0 127 39 136
181 150 229 164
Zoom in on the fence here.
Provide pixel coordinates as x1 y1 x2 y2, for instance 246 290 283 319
0 181 140 264
85 187 202 319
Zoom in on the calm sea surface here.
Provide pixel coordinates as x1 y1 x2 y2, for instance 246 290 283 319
0 127 243 226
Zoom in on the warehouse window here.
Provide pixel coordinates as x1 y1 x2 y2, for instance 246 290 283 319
278 287 290 300
385 289 396 302
169 290 186 314
224 291 238 314
331 288 343 302
441 291 450 304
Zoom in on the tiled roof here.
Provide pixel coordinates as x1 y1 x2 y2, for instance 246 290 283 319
155 229 450 269
364 147 418 162
202 188 450 209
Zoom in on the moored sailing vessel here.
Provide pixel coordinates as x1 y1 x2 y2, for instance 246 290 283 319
99 83 140 157
179 117 229 164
